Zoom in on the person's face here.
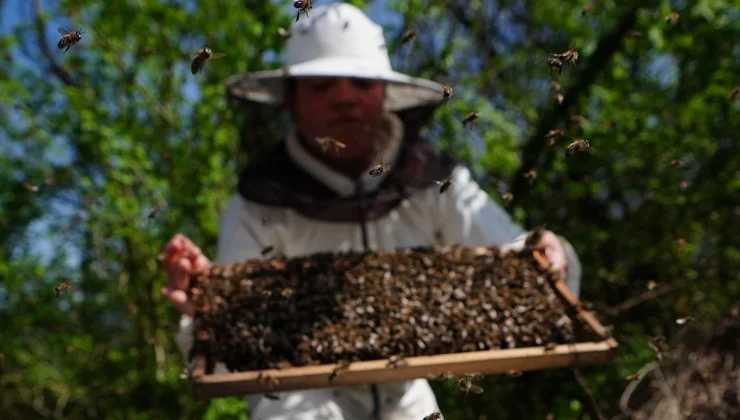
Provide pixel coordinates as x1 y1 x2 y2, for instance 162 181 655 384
287 77 386 159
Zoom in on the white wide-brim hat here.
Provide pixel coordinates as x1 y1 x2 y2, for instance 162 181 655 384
225 3 445 111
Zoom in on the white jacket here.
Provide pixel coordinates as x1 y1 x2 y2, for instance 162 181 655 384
175 114 582 419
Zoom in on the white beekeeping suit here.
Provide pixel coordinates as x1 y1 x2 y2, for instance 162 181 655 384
175 113 582 420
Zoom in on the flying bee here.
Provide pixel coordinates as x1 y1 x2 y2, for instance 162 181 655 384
277 27 291 39
261 246 274 256
462 111 479 127
625 373 640 383
55 281 71 298
501 192 513 204
315 136 346 155
400 28 417 44
442 85 453 104
730 86 739 100
676 316 694 325
646 280 658 290
553 46 579 65
547 57 563 75
565 139 590 157
264 392 280 400
665 12 679 24
190 47 227 75
57 28 85 53
434 179 454 194
550 80 562 92
423 411 443 420
544 342 557 352
368 154 391 177
280 287 293 298
23 183 39 192
545 129 566 145
523 169 537 185
554 93 564 105
456 376 484 395
294 0 313 22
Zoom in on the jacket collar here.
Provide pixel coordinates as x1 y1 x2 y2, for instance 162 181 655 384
284 113 405 198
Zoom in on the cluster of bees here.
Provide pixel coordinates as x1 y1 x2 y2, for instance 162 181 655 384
190 244 585 409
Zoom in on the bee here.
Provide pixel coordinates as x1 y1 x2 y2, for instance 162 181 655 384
434 179 454 194
456 376 484 395
423 411 443 420
190 47 227 75
315 136 346 155
554 93 564 105
553 46 579 65
547 57 563 75
544 342 557 352
277 27 291 39
625 373 640 383
550 80 562 92
400 29 417 44
523 169 537 185
261 246 274 256
343 21 350 30
501 192 513 204
665 12 679 24
386 355 407 368
57 28 85 53
524 225 547 250
462 111 479 127
676 316 694 325
280 287 293 298
23 183 39 192
179 367 192 380
294 0 313 22
329 360 351 384
646 280 658 290
565 139 590 157
368 155 391 177
730 86 740 100
442 85 453 104
545 129 566 145
147 206 159 221
264 392 280 400
55 281 71 298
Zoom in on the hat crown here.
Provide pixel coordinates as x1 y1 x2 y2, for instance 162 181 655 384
285 3 391 70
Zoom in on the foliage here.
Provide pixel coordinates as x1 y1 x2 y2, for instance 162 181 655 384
0 0 738 419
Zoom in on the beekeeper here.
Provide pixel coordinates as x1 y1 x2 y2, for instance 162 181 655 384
160 3 582 419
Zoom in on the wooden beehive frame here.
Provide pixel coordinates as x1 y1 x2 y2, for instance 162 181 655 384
190 251 618 399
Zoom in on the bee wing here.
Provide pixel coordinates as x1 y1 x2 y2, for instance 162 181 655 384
470 385 484 394
210 52 227 60
58 28 70 35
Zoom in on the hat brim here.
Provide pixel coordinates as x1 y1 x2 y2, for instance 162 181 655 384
225 56 445 111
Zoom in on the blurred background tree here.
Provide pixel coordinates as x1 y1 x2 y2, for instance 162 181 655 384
0 0 737 419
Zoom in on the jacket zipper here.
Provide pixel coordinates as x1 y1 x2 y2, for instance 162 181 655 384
355 180 380 419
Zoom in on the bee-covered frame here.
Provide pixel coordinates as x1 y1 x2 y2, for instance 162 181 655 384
189 249 618 399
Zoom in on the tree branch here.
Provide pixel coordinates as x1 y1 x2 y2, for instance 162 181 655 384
509 6 639 208
572 368 608 420
32 0 79 88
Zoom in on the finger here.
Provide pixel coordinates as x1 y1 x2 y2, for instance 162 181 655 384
191 252 212 271
163 249 186 273
161 287 194 317
168 256 193 291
